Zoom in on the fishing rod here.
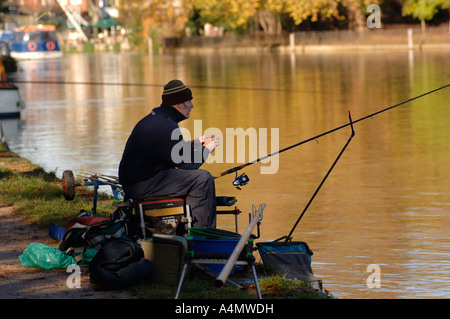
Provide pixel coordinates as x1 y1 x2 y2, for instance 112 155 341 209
216 83 449 185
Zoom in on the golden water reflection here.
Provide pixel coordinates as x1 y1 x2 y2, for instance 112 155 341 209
9 49 450 298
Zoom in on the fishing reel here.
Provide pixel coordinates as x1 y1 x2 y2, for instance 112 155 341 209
232 172 249 190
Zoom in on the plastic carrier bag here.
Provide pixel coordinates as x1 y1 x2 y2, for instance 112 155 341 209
19 243 76 270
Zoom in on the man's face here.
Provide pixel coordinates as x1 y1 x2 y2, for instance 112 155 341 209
175 100 194 119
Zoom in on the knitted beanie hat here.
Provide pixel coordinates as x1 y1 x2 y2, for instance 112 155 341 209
162 80 193 105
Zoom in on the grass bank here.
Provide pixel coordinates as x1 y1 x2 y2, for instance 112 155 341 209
0 144 111 228
0 144 332 299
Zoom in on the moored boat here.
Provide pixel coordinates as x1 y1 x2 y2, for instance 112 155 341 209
9 25 63 60
0 59 25 117
0 40 18 73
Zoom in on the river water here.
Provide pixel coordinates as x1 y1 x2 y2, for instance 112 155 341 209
3 49 449 299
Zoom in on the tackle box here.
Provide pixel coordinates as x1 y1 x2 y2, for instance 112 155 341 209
141 234 188 284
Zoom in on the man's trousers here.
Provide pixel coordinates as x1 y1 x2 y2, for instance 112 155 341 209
122 168 216 228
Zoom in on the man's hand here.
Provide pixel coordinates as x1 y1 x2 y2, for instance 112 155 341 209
199 135 220 152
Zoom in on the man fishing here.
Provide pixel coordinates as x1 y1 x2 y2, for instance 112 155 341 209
118 79 219 228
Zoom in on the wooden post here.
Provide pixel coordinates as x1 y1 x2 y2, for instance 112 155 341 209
289 33 295 52
407 28 413 50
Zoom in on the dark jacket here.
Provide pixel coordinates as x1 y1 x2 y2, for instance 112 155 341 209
118 105 210 186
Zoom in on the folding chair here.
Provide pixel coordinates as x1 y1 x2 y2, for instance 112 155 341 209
114 197 192 239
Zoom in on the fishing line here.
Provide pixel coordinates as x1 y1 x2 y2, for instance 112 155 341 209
6 79 326 94
215 83 449 179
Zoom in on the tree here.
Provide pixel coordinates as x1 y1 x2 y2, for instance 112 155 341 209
193 0 258 30
89 0 101 38
341 0 377 31
438 0 450 34
402 0 447 32
255 0 285 34
254 0 341 34
258 0 379 32
119 0 193 38
283 0 339 25
192 0 341 34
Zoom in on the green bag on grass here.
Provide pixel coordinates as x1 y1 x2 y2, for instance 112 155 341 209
19 243 77 270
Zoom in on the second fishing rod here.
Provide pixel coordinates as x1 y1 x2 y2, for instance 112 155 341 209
216 83 449 187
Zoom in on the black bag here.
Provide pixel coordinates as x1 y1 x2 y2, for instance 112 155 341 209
89 239 153 290
60 208 141 262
